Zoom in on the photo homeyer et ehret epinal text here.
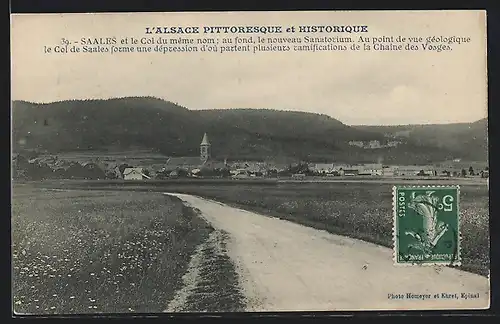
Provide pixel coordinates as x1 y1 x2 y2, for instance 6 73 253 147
10 10 489 314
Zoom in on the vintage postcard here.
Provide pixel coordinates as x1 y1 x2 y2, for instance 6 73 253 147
11 10 489 314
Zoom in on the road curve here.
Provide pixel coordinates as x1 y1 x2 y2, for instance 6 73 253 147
165 193 490 312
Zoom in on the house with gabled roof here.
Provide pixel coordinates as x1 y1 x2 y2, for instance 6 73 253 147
358 163 383 176
123 167 151 180
394 165 436 176
309 163 334 174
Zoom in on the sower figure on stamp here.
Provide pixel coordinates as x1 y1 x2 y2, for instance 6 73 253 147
405 191 449 255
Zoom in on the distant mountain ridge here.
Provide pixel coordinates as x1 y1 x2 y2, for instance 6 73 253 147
11 97 488 164
352 118 488 162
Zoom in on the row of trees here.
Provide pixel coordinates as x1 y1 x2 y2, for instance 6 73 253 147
12 155 108 180
155 167 232 179
283 163 490 178
438 166 489 178
12 152 489 181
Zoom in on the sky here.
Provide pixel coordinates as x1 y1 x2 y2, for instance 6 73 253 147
11 10 487 125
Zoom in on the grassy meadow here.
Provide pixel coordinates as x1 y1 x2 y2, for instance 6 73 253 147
11 186 216 315
12 180 490 315
165 182 490 277
30 179 489 276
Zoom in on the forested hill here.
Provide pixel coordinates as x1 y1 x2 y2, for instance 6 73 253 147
352 118 488 162
11 97 487 164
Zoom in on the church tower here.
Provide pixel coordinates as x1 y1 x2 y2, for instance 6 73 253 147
200 133 211 163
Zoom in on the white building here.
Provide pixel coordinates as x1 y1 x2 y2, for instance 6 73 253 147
123 167 151 180
310 163 334 174
394 165 436 176
382 165 398 176
367 140 382 149
358 163 383 176
348 141 365 148
386 141 401 147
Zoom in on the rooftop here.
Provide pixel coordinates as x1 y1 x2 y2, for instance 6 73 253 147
166 157 203 167
201 133 210 145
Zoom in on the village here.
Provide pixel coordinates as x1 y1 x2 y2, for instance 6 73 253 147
12 133 489 181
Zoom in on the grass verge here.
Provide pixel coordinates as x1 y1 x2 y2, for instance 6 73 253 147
165 228 246 312
11 186 213 314
164 182 490 277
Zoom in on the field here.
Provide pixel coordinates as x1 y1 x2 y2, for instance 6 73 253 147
12 179 490 314
167 182 489 277
38 179 489 277
11 185 244 315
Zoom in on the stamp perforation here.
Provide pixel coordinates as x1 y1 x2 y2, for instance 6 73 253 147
392 185 461 267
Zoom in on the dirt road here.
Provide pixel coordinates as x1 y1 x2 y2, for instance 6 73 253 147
164 193 490 311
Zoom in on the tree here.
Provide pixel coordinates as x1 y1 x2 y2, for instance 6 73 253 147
288 162 310 175
105 170 118 179
219 167 231 178
155 169 169 180
199 167 217 177
12 154 30 180
82 163 106 180
461 169 467 177
469 166 474 176
267 169 278 178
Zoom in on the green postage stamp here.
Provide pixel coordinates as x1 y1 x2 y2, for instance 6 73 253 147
393 185 461 266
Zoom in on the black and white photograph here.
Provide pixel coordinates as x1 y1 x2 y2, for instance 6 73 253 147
11 10 489 314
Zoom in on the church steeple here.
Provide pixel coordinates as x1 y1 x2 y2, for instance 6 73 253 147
200 133 211 163
201 133 210 146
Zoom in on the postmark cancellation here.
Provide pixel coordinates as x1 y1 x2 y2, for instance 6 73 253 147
393 185 461 267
